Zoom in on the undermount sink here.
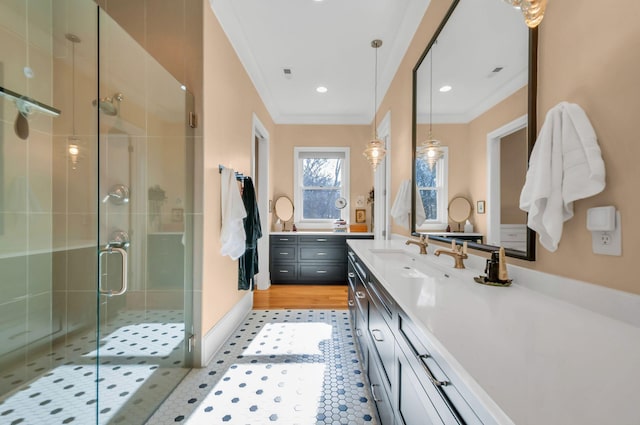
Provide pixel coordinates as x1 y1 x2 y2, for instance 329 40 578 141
368 248 418 263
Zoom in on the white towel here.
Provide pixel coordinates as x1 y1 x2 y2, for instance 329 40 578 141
220 168 247 260
519 102 605 252
390 179 426 229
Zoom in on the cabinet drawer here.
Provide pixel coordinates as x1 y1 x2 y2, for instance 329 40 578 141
398 314 481 425
368 351 395 425
368 276 394 322
397 349 447 425
298 235 343 244
299 246 344 261
369 303 394 389
271 245 297 261
299 264 345 282
270 263 297 282
270 235 297 245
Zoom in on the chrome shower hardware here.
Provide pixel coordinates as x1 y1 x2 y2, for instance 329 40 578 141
102 184 130 205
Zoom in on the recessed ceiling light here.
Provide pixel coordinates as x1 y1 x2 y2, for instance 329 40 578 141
439 85 452 93
316 86 328 93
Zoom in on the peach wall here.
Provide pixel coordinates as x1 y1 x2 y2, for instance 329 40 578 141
500 128 527 224
380 0 640 294
272 124 374 229
201 3 275 333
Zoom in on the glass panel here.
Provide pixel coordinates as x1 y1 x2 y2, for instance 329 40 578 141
302 189 341 219
302 157 343 187
419 189 438 221
0 1 100 424
96 8 193 424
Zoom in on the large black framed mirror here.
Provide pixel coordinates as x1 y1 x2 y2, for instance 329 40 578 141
411 0 537 260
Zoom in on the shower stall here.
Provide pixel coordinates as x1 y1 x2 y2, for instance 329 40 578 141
0 1 194 423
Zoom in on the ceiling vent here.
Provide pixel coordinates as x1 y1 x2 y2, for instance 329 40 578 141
487 66 504 78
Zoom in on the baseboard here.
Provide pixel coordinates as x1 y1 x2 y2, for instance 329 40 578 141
200 291 253 367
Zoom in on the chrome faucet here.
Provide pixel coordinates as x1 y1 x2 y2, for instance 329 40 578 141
434 243 468 269
405 234 428 255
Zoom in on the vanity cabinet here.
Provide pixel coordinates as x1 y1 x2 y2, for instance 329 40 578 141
269 233 372 284
348 247 487 425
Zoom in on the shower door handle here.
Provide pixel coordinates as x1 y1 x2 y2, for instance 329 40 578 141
99 246 128 297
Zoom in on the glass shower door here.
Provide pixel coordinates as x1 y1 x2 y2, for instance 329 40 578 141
94 8 193 424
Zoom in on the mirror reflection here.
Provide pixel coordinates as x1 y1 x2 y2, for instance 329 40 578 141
274 196 294 230
411 0 537 260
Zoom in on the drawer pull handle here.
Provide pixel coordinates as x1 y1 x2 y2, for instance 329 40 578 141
279 238 290 241
348 300 355 307
355 291 366 299
316 238 327 242
370 384 382 402
316 252 327 256
279 270 289 273
371 329 384 342
348 272 355 278
419 354 449 387
279 252 289 255
316 270 327 274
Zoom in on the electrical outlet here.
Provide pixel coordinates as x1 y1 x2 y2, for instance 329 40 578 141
591 211 621 256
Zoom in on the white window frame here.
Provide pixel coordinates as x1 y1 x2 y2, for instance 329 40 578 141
416 147 448 231
293 147 350 229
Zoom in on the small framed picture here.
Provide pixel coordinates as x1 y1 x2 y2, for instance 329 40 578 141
477 200 485 214
355 208 366 223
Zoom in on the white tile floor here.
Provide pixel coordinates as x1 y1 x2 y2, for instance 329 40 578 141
0 310 189 425
1 309 378 424
147 310 379 425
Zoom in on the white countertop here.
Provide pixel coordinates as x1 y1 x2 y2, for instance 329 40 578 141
348 239 640 425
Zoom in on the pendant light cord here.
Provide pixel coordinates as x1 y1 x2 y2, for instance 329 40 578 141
429 43 433 135
373 43 378 137
71 40 76 136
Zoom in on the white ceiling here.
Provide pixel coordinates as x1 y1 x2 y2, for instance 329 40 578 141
415 0 529 124
209 0 431 125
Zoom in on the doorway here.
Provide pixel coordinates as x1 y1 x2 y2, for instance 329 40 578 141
252 113 270 290
374 111 391 239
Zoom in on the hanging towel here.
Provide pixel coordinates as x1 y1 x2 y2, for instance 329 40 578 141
238 177 262 291
220 168 247 260
390 179 426 229
519 102 606 252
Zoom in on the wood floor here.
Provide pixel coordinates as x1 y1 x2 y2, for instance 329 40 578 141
252 284 348 310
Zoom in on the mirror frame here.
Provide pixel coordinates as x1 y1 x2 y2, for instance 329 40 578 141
411 0 538 261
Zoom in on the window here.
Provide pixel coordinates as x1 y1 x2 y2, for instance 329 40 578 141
416 147 448 230
294 147 350 227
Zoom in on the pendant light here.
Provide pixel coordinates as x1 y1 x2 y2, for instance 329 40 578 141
66 33 81 170
363 39 386 170
416 43 444 170
503 0 548 28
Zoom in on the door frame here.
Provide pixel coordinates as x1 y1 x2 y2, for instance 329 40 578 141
251 113 271 289
375 111 391 240
486 114 527 245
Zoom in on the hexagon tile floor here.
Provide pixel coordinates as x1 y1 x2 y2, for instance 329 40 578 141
146 309 379 425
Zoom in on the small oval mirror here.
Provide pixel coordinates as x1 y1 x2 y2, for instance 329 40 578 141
274 196 294 222
448 196 472 223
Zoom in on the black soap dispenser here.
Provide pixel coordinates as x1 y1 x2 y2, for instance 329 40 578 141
485 251 500 282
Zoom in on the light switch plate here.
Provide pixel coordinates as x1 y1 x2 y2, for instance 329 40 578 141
591 211 621 256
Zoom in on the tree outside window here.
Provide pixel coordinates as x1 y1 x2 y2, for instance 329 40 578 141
415 147 448 229
294 148 350 227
